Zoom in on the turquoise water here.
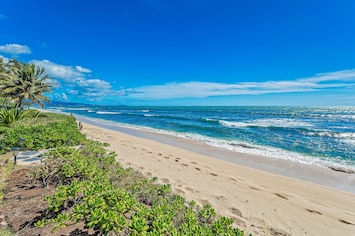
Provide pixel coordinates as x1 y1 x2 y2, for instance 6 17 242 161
51 106 355 171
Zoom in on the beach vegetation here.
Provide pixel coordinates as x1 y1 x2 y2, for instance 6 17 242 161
0 112 86 154
0 108 31 127
1 112 248 235
32 142 246 235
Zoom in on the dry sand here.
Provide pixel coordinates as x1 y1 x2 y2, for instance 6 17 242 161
80 122 355 236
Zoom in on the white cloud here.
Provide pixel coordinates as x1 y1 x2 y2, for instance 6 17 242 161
76 79 112 91
299 69 355 83
0 44 31 54
30 59 122 101
129 69 355 100
31 59 89 83
75 65 92 73
53 93 68 101
66 79 115 101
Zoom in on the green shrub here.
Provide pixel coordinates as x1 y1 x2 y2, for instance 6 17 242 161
34 142 248 235
0 112 85 153
0 108 30 128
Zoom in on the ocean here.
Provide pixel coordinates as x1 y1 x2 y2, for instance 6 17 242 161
50 106 355 172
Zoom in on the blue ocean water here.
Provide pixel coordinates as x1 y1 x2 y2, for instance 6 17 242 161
51 106 355 171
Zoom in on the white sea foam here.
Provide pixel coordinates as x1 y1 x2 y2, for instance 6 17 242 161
205 118 219 122
219 121 250 127
63 108 90 111
144 114 157 117
96 111 122 115
219 118 313 128
342 138 355 146
174 132 355 171
337 133 355 138
305 131 355 139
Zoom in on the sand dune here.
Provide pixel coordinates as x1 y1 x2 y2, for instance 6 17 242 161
81 122 355 236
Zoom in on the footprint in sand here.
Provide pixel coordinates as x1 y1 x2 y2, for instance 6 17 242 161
145 172 153 177
181 163 188 167
228 207 243 217
215 195 227 200
185 187 198 193
228 177 238 182
274 192 289 200
195 167 201 171
339 219 355 226
305 209 322 215
270 228 291 236
160 178 169 184
175 188 185 195
197 199 211 206
190 161 198 164
249 186 260 191
209 173 218 177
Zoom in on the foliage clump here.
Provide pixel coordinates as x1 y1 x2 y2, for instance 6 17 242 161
0 112 85 154
0 107 35 128
33 142 247 235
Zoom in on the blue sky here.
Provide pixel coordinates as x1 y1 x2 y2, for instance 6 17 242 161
0 0 354 106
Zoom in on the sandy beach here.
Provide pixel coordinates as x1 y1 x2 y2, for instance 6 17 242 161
80 121 355 236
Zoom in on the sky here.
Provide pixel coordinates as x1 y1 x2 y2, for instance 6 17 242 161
0 0 354 106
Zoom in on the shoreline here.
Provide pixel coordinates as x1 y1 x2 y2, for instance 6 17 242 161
77 115 355 194
78 118 355 235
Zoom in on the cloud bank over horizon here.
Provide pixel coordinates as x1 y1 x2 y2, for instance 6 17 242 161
128 69 355 100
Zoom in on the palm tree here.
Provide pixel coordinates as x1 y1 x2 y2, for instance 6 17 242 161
0 57 14 107
1 59 52 108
